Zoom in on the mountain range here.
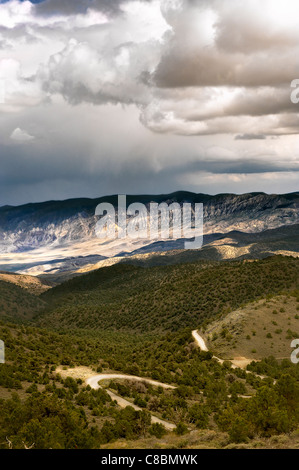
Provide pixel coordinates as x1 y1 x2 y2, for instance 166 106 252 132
0 191 299 277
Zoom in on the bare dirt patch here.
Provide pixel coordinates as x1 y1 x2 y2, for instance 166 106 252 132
55 366 96 381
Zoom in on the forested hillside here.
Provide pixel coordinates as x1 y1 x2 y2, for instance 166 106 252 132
0 255 298 449
0 280 46 322
36 256 299 332
0 319 298 449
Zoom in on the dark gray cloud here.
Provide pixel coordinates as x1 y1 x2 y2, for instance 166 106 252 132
34 0 152 16
0 0 298 205
153 49 298 88
34 0 122 16
1 133 298 206
235 134 267 141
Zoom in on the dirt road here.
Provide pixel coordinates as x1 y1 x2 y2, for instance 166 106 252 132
86 373 176 430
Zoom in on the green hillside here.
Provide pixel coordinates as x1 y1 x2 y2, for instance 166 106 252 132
0 280 46 322
0 317 298 449
35 256 299 333
0 255 298 449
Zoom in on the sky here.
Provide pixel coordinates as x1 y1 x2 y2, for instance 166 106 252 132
0 0 299 205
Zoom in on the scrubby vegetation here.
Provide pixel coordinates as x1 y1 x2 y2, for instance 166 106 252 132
0 255 298 449
0 280 46 322
37 256 299 332
0 320 298 448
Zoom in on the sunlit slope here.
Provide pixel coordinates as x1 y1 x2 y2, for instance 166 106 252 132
43 223 299 283
0 272 51 295
1 191 299 275
203 293 299 362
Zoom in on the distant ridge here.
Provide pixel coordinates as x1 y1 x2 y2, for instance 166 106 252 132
0 191 299 275
2 189 298 211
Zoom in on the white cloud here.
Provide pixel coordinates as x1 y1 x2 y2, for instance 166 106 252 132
10 127 35 142
0 58 45 112
1 0 298 135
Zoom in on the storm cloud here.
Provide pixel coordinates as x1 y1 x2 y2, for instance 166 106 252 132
0 0 298 204
34 0 151 16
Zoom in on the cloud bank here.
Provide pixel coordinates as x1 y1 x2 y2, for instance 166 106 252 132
0 0 298 204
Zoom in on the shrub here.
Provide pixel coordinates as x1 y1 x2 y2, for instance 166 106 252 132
148 423 167 439
175 422 188 435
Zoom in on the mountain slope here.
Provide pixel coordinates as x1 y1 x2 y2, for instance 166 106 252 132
35 256 299 333
0 272 51 295
1 191 299 275
117 223 299 267
202 293 299 362
0 280 47 322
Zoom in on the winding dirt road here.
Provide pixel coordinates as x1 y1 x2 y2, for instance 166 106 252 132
192 330 209 352
58 330 270 431
86 373 176 430
192 329 232 366
192 329 267 380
